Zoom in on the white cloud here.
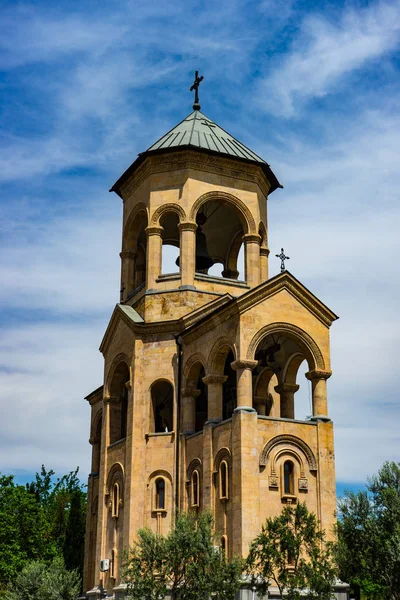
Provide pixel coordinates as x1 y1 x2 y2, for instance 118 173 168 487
257 1 400 116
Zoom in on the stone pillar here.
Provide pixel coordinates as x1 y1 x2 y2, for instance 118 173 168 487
181 388 200 434
231 360 258 412
254 395 267 416
274 383 299 419
202 374 227 423
178 222 197 289
260 247 270 281
243 234 261 288
145 225 163 290
305 369 332 420
119 250 136 300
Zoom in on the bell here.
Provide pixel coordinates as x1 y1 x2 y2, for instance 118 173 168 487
175 225 214 271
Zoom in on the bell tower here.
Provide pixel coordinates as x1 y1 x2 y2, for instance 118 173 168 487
84 77 338 599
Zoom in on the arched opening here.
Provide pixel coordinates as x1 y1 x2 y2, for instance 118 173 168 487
91 415 102 474
195 366 208 432
283 460 294 495
222 351 236 420
155 478 165 510
123 209 148 294
160 211 180 274
220 535 228 554
109 362 130 444
193 199 245 279
151 380 173 433
252 330 316 420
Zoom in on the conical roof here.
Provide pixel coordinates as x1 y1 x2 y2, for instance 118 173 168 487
111 110 282 195
147 110 267 164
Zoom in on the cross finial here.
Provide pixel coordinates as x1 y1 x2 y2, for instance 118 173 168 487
190 70 204 111
275 248 290 272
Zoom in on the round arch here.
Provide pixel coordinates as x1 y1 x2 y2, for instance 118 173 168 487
105 354 131 397
150 203 186 226
247 322 325 371
106 462 125 496
183 352 208 384
123 203 148 251
259 434 317 472
190 191 256 234
207 338 237 375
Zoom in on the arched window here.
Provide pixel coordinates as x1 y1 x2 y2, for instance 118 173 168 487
191 470 200 507
91 415 102 475
219 460 229 500
151 380 173 433
283 460 294 495
112 483 120 518
155 478 165 510
110 548 116 579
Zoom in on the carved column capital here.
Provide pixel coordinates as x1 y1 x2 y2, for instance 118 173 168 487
145 225 163 237
260 247 270 257
119 250 136 260
274 383 300 394
242 233 261 245
202 375 228 385
305 369 332 381
231 359 258 372
178 221 197 233
181 388 201 398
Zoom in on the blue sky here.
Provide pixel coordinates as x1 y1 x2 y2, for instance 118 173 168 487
0 0 399 494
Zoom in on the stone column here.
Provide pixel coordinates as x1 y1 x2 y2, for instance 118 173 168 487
260 247 270 281
119 250 136 300
305 369 332 420
243 234 261 288
145 225 163 290
181 388 200 434
231 360 258 412
178 222 197 289
274 383 299 419
202 374 227 423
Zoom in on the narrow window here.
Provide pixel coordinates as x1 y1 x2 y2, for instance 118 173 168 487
155 478 165 510
221 535 228 554
110 548 116 579
112 482 119 518
220 460 228 500
284 461 294 495
191 470 199 507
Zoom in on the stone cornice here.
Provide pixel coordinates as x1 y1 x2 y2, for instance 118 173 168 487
119 150 271 200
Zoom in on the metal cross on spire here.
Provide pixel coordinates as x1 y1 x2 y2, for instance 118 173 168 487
190 70 204 111
276 248 290 272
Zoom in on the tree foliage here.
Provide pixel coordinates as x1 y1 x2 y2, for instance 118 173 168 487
124 511 243 600
337 461 400 600
247 502 336 600
0 466 86 592
4 558 81 600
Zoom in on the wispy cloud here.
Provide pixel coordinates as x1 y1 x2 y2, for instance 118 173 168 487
257 1 400 116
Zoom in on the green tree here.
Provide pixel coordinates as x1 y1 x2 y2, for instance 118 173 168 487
0 466 87 592
4 558 81 600
337 461 400 600
125 511 243 600
247 502 336 600
0 475 47 590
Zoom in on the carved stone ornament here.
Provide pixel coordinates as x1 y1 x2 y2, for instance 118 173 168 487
202 374 228 385
305 369 332 381
298 478 308 491
269 474 279 489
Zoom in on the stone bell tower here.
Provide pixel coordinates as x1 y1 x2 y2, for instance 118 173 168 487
83 76 338 598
